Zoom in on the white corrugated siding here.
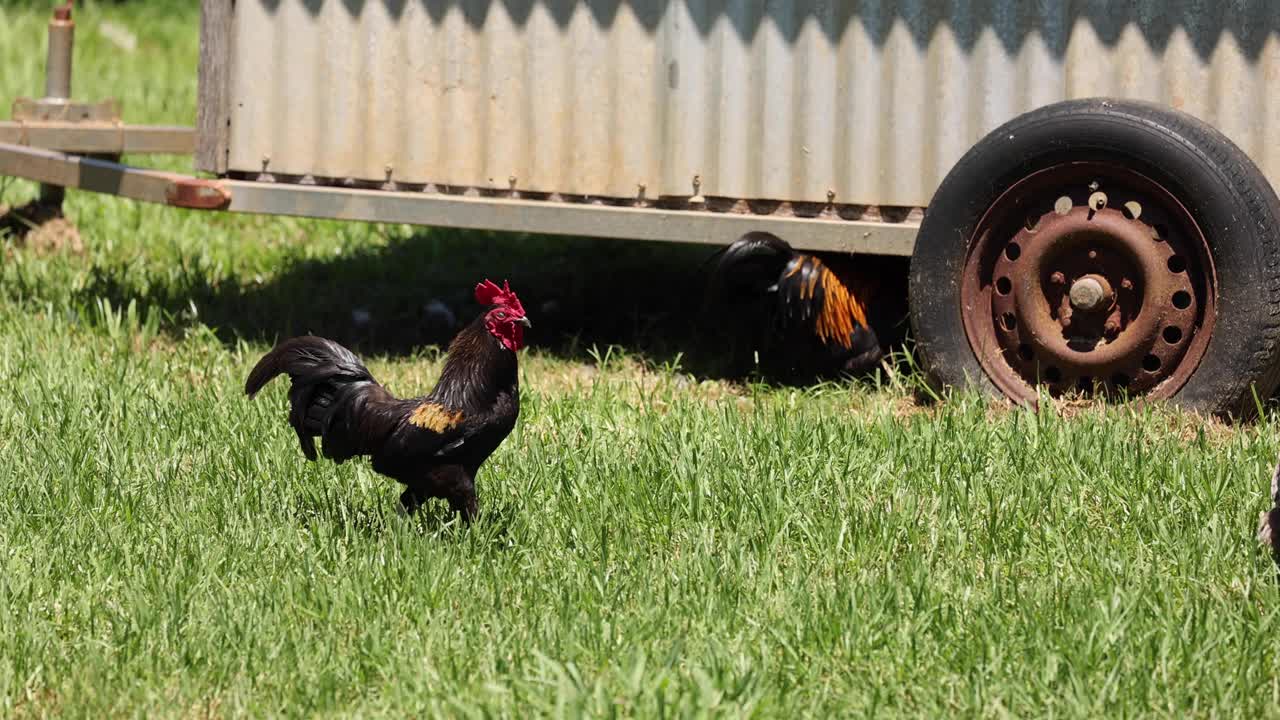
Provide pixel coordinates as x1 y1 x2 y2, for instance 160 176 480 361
225 1 1280 208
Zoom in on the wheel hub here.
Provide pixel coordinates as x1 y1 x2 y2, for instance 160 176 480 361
961 162 1215 402
1068 275 1111 312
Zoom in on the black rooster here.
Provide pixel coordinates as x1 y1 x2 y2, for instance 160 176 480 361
245 280 530 521
705 231 907 382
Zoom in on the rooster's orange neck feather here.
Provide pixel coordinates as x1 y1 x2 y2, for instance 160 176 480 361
803 258 872 349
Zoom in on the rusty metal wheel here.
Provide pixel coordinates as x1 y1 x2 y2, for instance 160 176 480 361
961 162 1214 402
910 99 1280 417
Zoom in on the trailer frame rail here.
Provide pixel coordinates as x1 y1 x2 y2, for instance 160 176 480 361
0 141 918 255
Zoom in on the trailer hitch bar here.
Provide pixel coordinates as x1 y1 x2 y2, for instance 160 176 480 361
0 141 229 210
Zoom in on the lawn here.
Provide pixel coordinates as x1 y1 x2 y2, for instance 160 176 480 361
2 2 1279 717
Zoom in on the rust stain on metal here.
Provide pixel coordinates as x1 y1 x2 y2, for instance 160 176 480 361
166 177 231 210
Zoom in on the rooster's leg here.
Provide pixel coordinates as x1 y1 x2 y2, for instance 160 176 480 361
448 492 477 522
434 465 478 523
399 486 429 515
403 465 478 522
446 480 478 523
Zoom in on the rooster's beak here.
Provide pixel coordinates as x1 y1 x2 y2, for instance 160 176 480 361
518 316 533 329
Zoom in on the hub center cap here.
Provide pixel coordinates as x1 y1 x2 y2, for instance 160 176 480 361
1068 275 1112 312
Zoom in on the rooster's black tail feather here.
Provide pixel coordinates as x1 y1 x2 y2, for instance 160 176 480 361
245 336 380 461
704 231 797 302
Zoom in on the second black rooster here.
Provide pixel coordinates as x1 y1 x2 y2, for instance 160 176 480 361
704 231 907 382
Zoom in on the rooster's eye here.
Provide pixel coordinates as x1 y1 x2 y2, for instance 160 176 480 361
496 311 506 319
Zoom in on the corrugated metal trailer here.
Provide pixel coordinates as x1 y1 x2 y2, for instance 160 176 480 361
207 0 1280 213
5 0 1280 416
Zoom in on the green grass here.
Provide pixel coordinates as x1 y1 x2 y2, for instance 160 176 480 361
2 3 1280 717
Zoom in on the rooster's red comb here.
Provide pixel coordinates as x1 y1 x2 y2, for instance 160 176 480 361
475 279 525 315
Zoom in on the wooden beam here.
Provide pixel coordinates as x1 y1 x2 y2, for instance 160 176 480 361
195 0 233 174
0 122 194 155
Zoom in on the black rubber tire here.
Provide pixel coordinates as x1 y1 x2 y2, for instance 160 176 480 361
909 98 1280 418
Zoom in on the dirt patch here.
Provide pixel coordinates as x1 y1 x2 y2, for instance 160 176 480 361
1 201 84 255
